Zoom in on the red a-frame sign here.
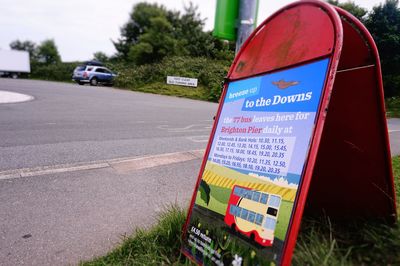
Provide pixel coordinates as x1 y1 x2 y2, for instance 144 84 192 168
182 1 397 265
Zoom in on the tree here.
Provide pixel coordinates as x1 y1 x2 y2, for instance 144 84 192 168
365 0 400 97
128 16 181 64
167 3 232 59
167 3 209 57
113 3 168 58
36 39 61 64
114 2 234 63
328 0 400 97
9 40 37 61
93 51 108 62
327 0 368 21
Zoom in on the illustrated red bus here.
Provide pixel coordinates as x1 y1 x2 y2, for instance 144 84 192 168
224 185 282 247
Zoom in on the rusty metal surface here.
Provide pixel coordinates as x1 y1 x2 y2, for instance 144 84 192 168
230 4 336 80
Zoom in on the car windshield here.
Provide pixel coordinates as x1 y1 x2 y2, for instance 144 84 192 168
75 66 85 71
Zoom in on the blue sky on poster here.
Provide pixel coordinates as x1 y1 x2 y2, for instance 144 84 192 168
0 0 386 61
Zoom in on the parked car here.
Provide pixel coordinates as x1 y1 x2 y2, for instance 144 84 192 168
72 65 117 86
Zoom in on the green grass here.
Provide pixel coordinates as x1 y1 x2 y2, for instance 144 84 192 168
81 205 188 266
386 97 400 118
194 184 231 215
275 200 293 241
293 156 400 265
195 192 227 216
83 157 400 265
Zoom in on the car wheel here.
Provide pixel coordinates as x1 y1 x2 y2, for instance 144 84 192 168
11 73 18 79
90 77 98 86
78 81 84 85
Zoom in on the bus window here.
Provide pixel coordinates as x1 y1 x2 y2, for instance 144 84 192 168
237 206 242 217
252 191 261 202
255 214 263 225
248 211 256 223
241 209 249 220
267 207 278 217
269 195 281 208
244 191 252 200
260 193 269 204
234 187 242 197
263 217 277 230
230 205 240 216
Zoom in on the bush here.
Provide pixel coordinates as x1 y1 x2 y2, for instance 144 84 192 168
383 75 400 98
386 96 400 118
27 56 231 102
111 56 230 102
30 62 80 82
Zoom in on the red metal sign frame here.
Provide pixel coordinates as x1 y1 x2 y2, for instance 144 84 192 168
182 1 396 265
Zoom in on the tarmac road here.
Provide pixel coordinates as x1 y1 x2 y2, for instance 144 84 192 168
0 79 217 265
0 79 398 265
388 118 400 156
0 79 217 171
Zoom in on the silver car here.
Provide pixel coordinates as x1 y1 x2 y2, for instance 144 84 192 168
72 65 117 86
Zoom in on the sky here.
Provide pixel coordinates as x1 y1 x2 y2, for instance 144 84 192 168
0 0 386 62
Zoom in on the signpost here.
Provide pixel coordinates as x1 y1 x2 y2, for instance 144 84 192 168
235 0 259 54
182 1 396 265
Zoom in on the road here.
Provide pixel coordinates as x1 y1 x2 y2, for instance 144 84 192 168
0 79 398 265
388 118 400 156
0 79 218 171
0 79 217 265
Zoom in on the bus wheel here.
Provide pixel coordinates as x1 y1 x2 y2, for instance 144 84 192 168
231 223 236 232
250 233 255 241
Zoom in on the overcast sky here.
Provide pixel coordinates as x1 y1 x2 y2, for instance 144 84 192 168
0 0 386 62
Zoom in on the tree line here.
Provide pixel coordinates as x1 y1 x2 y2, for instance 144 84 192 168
329 0 400 97
8 0 400 98
10 39 61 65
112 2 234 64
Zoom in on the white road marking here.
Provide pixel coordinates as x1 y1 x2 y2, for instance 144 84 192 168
389 130 400 133
186 135 210 143
0 90 34 104
0 149 205 180
157 124 212 133
111 150 203 173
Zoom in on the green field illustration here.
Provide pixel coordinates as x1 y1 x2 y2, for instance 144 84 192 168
200 162 298 201
195 162 295 241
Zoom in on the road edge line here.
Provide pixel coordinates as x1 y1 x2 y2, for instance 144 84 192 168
0 149 205 180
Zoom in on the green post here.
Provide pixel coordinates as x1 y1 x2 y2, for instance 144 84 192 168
213 0 240 41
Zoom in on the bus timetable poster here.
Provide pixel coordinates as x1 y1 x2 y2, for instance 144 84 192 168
182 58 330 265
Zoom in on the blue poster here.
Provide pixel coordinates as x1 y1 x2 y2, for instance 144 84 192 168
182 58 330 265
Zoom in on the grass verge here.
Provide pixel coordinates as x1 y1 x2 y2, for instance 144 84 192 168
82 157 400 265
386 97 400 118
81 205 187 266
